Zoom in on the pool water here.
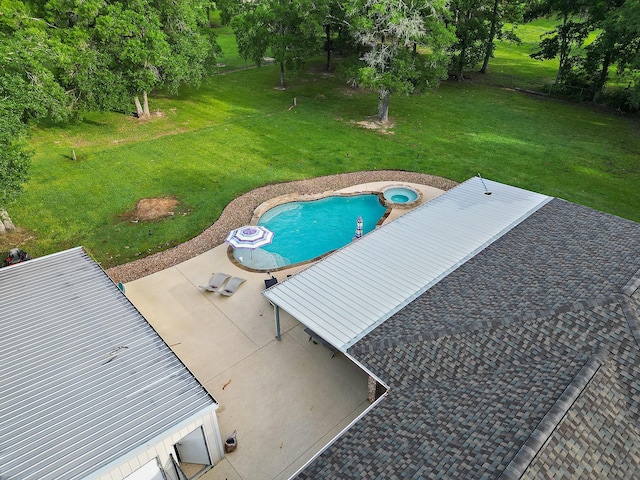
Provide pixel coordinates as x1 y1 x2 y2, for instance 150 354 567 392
251 194 386 268
390 194 410 202
383 187 419 204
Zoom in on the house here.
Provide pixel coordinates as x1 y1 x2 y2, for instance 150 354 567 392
0 247 224 480
264 177 640 479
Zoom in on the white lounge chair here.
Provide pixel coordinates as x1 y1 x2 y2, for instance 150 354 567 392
200 273 231 292
219 276 246 296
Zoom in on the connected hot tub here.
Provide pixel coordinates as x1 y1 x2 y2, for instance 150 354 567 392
381 185 422 208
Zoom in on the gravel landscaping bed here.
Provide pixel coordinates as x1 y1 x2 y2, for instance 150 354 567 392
106 170 457 283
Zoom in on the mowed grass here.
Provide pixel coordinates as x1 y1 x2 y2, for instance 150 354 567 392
6 22 639 268
482 18 560 88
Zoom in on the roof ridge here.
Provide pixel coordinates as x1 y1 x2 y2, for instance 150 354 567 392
621 297 640 348
622 266 640 297
351 295 624 355
498 348 608 480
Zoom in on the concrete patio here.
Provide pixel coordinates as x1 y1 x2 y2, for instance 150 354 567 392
122 182 444 480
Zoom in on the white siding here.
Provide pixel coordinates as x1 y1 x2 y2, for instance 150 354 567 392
94 409 224 480
264 177 551 351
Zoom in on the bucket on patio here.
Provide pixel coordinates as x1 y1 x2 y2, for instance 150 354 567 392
224 430 237 453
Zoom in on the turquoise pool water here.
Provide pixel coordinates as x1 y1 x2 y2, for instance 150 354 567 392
383 186 419 203
238 194 386 269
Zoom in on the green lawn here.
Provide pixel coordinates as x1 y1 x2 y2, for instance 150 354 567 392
482 18 560 88
5 21 639 268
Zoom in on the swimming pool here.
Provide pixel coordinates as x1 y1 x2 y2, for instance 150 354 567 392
232 194 387 270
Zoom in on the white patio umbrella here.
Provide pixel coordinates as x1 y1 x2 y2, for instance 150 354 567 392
225 225 274 258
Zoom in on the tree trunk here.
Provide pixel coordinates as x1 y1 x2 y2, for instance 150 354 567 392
592 49 612 102
457 44 467 81
0 209 15 232
134 96 144 118
325 24 332 71
134 93 151 119
279 62 286 88
377 87 390 123
480 0 500 73
143 91 150 117
555 13 569 85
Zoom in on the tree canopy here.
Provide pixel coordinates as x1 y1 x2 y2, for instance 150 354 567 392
347 0 454 122
231 0 321 87
0 2 69 206
529 0 640 108
0 0 220 205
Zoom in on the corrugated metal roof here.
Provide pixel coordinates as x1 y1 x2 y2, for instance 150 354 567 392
263 177 552 351
0 247 217 480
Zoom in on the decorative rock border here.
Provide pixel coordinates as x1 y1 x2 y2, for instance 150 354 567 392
106 170 458 283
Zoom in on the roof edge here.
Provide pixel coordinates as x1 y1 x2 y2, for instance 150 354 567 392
498 348 608 480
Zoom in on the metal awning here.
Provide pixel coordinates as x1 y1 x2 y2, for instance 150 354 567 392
263 177 551 351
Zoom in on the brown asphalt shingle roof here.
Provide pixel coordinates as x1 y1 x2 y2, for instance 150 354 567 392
297 198 640 479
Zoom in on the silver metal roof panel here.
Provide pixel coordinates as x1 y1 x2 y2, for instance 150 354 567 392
264 177 552 351
0 247 217 480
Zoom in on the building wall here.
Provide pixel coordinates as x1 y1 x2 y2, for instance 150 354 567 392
93 409 224 480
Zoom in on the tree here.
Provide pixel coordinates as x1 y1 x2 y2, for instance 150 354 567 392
231 0 321 88
0 114 31 208
217 0 243 26
0 3 69 206
447 0 493 80
36 0 220 117
580 0 640 101
347 0 454 122
527 0 640 106
529 0 590 85
319 0 353 71
479 0 525 73
153 0 220 95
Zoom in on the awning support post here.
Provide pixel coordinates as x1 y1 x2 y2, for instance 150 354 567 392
275 305 281 341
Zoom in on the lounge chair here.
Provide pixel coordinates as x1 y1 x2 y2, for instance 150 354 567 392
200 272 231 292
219 276 246 296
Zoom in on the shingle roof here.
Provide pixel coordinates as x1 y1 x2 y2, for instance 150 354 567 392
296 198 640 479
0 247 217 480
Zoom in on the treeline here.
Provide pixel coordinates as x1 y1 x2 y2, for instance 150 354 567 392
1 0 639 206
220 0 640 111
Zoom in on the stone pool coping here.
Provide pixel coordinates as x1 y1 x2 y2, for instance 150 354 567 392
106 171 458 283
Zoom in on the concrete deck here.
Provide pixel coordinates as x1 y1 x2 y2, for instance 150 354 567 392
123 183 443 480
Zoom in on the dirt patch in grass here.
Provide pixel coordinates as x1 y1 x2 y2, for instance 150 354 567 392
121 197 179 223
0 228 37 251
353 119 395 134
125 110 167 123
